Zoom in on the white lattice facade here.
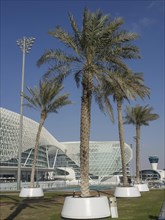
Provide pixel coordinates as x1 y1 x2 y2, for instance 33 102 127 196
0 108 65 166
60 142 132 178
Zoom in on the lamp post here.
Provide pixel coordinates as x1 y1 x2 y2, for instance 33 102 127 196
64 149 67 185
17 36 35 190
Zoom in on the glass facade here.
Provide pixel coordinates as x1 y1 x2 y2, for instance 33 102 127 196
60 141 132 179
140 169 161 181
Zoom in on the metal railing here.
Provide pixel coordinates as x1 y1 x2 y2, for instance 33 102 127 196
0 180 66 191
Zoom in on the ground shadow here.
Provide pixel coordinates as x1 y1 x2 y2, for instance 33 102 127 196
148 215 158 220
1 194 64 220
4 198 36 220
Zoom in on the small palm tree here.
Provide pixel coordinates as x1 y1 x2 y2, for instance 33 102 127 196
102 69 150 186
37 8 140 196
124 104 159 184
23 79 71 188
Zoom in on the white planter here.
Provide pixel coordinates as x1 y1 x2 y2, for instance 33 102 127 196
19 187 44 198
134 183 149 192
114 186 141 198
61 196 111 219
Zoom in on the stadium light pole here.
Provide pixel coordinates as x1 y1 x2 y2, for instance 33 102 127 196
16 36 35 190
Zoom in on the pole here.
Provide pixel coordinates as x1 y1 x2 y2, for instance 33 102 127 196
17 37 26 191
16 36 35 191
65 162 66 184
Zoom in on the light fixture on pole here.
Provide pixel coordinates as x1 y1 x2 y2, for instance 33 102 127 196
17 36 35 190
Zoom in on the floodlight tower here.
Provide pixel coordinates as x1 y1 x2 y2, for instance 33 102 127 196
16 36 35 190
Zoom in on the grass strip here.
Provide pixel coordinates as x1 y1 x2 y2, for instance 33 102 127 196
0 189 164 220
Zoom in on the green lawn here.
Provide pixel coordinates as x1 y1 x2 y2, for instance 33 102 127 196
0 189 164 220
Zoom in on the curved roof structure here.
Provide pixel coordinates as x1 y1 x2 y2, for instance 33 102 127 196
0 108 65 162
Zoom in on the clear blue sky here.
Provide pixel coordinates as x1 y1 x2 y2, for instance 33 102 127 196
1 0 164 170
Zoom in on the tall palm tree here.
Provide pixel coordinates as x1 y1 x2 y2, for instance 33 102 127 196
37 8 140 196
124 104 159 184
23 79 71 188
102 69 150 186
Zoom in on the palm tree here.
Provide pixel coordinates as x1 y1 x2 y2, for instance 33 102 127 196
23 79 71 188
37 8 140 196
102 69 150 186
124 104 159 184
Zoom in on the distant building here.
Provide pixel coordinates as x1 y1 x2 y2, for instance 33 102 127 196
0 108 132 183
140 156 165 183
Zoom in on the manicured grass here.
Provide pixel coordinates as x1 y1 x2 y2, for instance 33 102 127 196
0 189 164 220
116 189 165 220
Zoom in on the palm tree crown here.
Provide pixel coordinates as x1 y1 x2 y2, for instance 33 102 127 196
37 8 140 93
24 79 71 116
124 104 159 126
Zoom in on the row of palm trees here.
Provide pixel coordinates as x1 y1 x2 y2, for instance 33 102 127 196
23 8 159 195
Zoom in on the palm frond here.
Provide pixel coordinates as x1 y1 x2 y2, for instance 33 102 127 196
111 31 139 44
37 49 76 67
48 93 72 113
74 70 83 88
49 26 79 54
68 12 81 49
104 17 124 34
93 83 114 122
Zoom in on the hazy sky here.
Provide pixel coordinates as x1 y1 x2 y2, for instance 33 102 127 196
1 0 164 170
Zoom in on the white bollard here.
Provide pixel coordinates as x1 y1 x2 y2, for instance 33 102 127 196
109 197 118 218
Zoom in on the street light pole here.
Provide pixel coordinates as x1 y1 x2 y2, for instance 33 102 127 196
17 36 35 190
64 149 67 185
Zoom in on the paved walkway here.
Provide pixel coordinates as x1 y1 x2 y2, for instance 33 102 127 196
158 201 165 220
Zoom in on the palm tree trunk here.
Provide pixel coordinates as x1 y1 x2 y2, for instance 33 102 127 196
117 100 128 186
136 124 141 184
30 115 46 188
80 74 92 197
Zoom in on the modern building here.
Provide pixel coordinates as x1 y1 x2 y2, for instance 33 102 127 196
140 156 165 183
0 108 133 183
